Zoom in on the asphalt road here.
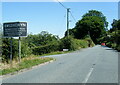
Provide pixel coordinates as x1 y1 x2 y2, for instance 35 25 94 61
2 45 118 83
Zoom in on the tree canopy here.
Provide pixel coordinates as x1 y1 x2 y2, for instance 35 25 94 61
82 10 108 30
75 16 105 43
65 10 107 44
26 31 59 47
99 19 120 51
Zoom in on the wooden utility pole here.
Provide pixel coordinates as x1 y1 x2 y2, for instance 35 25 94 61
67 8 70 37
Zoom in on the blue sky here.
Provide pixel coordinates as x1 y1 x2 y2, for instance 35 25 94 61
2 2 118 38
1 0 119 2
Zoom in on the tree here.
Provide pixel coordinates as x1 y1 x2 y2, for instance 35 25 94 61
26 31 59 47
101 19 120 51
110 19 120 44
117 19 120 30
110 19 118 32
64 29 76 37
74 16 105 44
65 10 107 44
82 10 108 30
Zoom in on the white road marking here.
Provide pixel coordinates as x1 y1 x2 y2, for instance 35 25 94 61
82 67 94 85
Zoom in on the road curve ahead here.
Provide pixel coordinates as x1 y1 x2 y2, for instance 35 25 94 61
2 45 118 83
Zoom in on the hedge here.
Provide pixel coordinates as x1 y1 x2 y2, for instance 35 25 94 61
32 42 59 55
32 36 95 55
59 36 94 51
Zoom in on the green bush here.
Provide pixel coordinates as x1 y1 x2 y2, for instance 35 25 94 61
32 42 59 55
2 38 32 63
116 45 120 51
74 39 87 48
59 36 94 51
111 43 117 49
59 36 78 51
21 41 32 58
106 42 112 47
84 38 95 47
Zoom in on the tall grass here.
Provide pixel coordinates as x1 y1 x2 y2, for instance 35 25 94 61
1 57 53 75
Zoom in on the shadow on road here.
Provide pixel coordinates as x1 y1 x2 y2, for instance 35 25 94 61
101 46 118 52
105 48 113 50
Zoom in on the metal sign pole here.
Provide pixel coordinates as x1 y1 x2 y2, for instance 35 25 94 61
18 37 21 63
10 37 12 67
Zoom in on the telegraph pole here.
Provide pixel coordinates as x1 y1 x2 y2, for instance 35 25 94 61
56 0 70 37
67 8 70 37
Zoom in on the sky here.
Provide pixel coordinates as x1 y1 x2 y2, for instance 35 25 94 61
118 2 120 19
2 1 118 38
1 0 120 2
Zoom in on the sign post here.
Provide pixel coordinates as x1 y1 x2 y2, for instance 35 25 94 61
3 22 27 63
3 22 27 37
18 37 21 62
10 37 12 67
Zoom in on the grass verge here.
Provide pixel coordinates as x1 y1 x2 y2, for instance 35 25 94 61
1 57 53 76
38 51 73 57
1 51 72 76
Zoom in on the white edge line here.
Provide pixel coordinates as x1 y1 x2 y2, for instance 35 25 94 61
82 67 94 84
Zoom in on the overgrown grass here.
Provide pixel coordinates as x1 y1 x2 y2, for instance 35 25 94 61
1 57 53 75
39 51 72 57
1 39 95 76
0 70 2 75
1 51 72 76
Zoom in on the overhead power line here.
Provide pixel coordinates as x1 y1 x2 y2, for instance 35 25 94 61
70 11 77 22
56 0 76 23
56 0 70 37
56 0 77 37
56 0 67 9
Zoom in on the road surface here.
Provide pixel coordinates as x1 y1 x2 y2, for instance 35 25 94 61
2 45 119 84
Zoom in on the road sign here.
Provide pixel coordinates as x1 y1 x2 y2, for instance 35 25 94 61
3 22 27 37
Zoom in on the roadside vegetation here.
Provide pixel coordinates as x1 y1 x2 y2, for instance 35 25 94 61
98 19 120 51
0 55 53 75
1 31 94 75
2 9 116 75
65 10 108 44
